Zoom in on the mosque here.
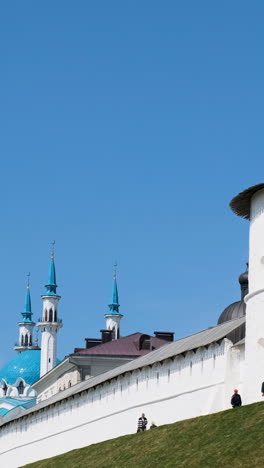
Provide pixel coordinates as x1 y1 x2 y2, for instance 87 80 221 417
0 250 61 416
0 248 171 415
1 183 264 468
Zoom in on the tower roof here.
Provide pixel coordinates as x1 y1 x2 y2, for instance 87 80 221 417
105 266 123 317
43 243 59 297
217 267 247 344
230 183 264 219
48 257 57 286
21 275 34 324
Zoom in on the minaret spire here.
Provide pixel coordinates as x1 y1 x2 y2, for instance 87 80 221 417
14 274 38 353
24 272 32 319
45 240 57 296
37 243 63 377
104 263 123 340
109 262 119 314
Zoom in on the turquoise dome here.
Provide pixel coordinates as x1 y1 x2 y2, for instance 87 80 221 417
0 350 41 386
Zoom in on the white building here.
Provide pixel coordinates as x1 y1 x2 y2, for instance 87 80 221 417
1 183 264 468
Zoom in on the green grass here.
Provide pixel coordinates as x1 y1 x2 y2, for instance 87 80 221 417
21 401 264 468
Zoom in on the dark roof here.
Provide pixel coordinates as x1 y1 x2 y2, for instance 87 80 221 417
217 268 247 343
217 300 246 344
230 183 264 219
218 300 246 324
73 333 169 357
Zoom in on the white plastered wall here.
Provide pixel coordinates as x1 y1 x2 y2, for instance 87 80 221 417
0 339 244 468
244 189 264 403
39 296 61 377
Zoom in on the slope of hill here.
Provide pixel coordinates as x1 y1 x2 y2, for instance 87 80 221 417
22 401 264 468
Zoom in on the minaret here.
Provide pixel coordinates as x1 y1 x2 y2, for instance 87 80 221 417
37 243 62 377
230 183 264 404
14 274 38 353
104 264 123 340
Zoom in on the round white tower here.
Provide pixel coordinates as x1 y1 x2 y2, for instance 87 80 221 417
104 266 123 340
230 183 264 404
37 246 62 377
14 275 39 353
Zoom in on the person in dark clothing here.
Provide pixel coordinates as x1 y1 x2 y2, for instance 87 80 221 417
231 389 242 408
137 413 148 432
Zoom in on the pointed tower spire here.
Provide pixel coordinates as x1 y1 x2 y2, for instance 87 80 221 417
45 241 58 296
24 272 32 319
108 262 120 314
105 263 123 340
14 274 38 353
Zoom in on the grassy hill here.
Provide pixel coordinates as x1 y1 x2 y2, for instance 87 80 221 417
22 401 264 468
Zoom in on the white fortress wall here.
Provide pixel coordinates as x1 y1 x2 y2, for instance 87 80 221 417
0 338 243 468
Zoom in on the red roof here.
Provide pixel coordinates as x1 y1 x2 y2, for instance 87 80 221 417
73 333 169 357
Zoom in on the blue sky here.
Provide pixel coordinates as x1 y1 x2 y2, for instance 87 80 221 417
0 1 263 365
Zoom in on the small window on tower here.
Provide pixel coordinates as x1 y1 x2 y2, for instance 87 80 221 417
49 309 53 322
49 358 51 363
2 382 7 396
17 381 24 395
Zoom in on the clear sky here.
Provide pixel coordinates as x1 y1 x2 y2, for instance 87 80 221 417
0 1 263 365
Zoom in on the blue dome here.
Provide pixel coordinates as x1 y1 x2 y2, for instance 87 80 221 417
0 350 41 385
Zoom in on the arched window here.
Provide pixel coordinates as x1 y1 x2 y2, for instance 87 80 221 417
68 381 71 388
45 309 48 321
2 381 7 395
54 309 57 322
25 335 28 346
17 381 24 395
21 335 24 346
29 335 32 346
49 308 53 322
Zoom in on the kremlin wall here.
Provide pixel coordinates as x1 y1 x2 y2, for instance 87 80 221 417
1 183 264 467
